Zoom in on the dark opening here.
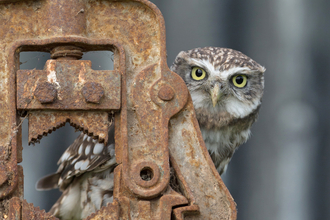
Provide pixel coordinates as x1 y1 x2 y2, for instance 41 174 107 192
20 50 114 70
140 167 154 181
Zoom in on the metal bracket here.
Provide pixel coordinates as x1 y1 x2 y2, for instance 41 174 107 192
0 0 237 219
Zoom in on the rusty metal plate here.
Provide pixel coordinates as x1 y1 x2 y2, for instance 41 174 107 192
118 63 188 199
168 99 237 219
0 0 237 219
17 59 121 110
28 111 110 144
5 197 59 219
112 165 191 219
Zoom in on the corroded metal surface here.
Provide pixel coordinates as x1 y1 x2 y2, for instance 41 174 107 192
8 197 21 220
34 82 58 104
85 200 119 220
17 59 121 110
112 166 190 219
21 199 59 220
51 46 83 60
17 56 121 144
169 99 237 219
81 82 105 104
0 0 237 219
118 63 188 199
28 111 110 144
158 85 175 101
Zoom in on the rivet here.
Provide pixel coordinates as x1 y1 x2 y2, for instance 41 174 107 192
158 85 175 101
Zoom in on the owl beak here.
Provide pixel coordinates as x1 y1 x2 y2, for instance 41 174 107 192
210 83 222 107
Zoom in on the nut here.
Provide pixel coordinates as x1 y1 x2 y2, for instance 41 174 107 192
34 82 57 104
81 82 104 104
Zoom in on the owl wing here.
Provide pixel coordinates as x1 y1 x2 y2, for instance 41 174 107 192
36 123 116 191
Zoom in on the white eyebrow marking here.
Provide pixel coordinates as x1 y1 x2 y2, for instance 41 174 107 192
191 58 252 80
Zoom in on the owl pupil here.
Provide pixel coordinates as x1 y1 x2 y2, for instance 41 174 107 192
236 76 243 84
196 69 203 77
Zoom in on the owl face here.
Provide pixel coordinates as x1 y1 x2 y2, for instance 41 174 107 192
171 47 265 118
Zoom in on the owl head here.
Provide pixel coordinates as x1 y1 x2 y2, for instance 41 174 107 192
171 47 265 119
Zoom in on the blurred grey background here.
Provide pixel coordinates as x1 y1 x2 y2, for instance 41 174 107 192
20 0 330 219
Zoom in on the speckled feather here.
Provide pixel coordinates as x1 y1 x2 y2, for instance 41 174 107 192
36 122 116 220
171 47 265 73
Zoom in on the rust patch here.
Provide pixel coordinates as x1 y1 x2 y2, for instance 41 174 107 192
8 197 21 220
0 165 8 186
28 111 110 144
173 205 200 220
85 200 119 220
17 59 121 110
21 199 58 220
168 99 237 219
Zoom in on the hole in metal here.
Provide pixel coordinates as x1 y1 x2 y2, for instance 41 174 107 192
21 121 80 211
81 51 114 70
140 167 154 181
19 50 113 211
20 52 50 70
19 51 114 70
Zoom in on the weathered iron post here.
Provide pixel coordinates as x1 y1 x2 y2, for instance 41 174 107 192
0 0 237 219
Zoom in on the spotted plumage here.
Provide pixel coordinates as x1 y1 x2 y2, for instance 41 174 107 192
36 47 265 219
36 123 116 220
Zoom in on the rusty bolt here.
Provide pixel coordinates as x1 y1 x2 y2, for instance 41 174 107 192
81 82 104 104
51 46 83 60
158 85 175 101
34 82 57 104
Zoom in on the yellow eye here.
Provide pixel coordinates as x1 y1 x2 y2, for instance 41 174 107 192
232 75 247 88
191 67 206 81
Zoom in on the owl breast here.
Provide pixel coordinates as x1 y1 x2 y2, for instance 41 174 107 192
200 126 251 174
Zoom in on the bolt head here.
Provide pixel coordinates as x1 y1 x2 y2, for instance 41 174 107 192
34 82 57 104
81 82 104 104
158 85 175 101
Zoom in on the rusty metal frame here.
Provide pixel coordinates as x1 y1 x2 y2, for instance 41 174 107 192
0 0 237 219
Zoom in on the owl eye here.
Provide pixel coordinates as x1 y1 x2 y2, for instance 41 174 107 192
232 75 247 88
191 67 206 81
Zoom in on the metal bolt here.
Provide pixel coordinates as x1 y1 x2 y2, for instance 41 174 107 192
50 46 83 60
158 85 175 101
81 82 104 104
34 82 57 104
